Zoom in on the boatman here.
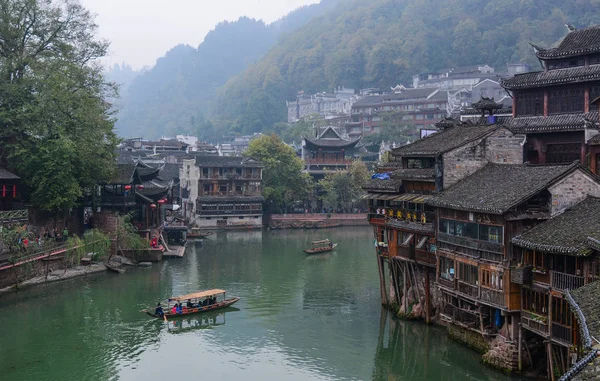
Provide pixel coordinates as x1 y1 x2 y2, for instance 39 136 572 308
155 303 164 317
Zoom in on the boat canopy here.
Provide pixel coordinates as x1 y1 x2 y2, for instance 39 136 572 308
170 289 226 301
311 239 331 245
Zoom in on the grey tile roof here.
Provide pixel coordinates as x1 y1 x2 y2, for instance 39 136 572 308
512 197 600 256
391 123 501 157
508 112 598 134
158 163 180 181
111 164 136 184
363 178 402 192
500 65 600 90
392 168 436 182
352 88 438 107
536 25 600 59
588 132 600 145
303 136 361 148
428 163 580 214
0 168 19 180
570 280 600 345
193 155 262 168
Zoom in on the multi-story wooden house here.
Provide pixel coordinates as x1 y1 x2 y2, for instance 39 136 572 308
501 25 600 167
180 155 263 229
511 197 600 379
301 126 362 180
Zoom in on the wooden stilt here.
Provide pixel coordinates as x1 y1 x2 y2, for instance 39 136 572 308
425 269 431 324
518 324 523 371
547 342 555 381
390 260 401 305
479 306 485 334
403 263 408 313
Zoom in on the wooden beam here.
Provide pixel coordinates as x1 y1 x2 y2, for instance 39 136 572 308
518 324 523 371
425 269 431 324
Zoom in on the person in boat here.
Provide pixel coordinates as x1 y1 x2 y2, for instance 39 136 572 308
171 304 177 314
177 302 183 314
155 303 164 317
329 241 333 248
187 299 195 309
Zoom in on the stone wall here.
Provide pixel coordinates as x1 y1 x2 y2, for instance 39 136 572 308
482 335 519 372
549 170 600 216
443 127 523 189
447 325 490 354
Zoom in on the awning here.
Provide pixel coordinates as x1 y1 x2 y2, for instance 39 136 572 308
393 194 430 203
366 193 398 200
170 289 226 301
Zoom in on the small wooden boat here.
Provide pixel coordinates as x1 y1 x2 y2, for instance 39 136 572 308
303 239 338 254
187 228 213 239
218 224 261 231
143 289 240 318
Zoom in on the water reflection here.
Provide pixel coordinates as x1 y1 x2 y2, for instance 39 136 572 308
165 307 240 334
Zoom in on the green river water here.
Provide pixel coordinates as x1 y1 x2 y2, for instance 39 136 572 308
0 227 517 381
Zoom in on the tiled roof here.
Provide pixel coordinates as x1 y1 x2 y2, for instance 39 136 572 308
500 65 600 90
0 168 19 180
461 107 512 116
588 133 600 145
392 168 436 182
363 178 402 192
428 163 580 214
391 123 501 157
508 112 598 134
512 197 600 256
158 163 180 181
536 25 600 59
570 280 600 346
303 136 361 149
352 88 438 107
111 164 136 184
193 155 262 168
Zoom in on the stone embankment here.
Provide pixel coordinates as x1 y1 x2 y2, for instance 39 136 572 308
269 213 369 229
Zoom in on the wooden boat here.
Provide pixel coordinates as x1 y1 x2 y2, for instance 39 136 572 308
303 239 338 254
187 228 213 239
143 289 240 318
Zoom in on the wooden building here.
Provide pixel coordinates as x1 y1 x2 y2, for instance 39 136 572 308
301 126 361 179
180 155 263 229
511 197 600 379
0 168 27 224
501 25 600 168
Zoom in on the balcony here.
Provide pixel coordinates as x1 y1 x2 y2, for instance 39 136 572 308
305 158 352 165
99 195 136 208
550 271 584 292
438 277 455 290
457 281 479 298
415 249 436 266
197 209 262 216
0 209 28 222
510 265 532 285
199 191 262 198
437 233 504 262
479 287 505 308
522 311 549 336
396 245 415 260
200 174 261 180
551 323 573 346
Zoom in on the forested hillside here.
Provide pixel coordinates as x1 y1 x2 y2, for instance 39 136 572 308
214 0 600 135
114 0 341 139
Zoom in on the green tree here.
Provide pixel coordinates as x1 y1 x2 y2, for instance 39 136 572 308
244 134 312 212
318 171 354 212
0 0 118 213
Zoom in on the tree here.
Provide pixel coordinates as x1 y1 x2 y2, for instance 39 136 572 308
244 134 312 212
318 171 354 212
0 0 118 213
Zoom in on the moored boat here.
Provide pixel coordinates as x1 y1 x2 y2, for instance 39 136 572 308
187 228 213 239
218 223 261 231
143 289 240 318
303 239 338 254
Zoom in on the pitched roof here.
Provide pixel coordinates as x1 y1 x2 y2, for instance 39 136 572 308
391 168 436 182
391 123 501 157
512 197 600 256
508 112 598 134
303 136 361 149
363 178 402 192
536 25 600 60
111 164 136 184
352 88 438 107
570 280 600 345
428 163 580 214
500 65 600 90
0 168 19 180
192 155 262 168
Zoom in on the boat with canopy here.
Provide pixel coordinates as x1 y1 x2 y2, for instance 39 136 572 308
187 228 213 239
303 239 337 254
142 289 240 318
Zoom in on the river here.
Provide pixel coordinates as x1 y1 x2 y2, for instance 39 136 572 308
0 227 516 381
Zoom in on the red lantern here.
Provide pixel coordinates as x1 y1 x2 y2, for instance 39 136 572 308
150 203 157 209
157 199 166 204
124 185 132 190
12 185 16 198
2 185 5 197
137 185 145 189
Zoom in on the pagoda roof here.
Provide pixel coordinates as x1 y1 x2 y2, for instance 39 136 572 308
507 111 598 134
512 197 600 256
535 25 600 60
428 162 581 214
500 65 600 90
0 168 19 180
303 127 361 149
472 96 504 112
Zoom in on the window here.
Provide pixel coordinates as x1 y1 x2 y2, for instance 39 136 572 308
202 168 209 177
548 86 584 114
440 218 503 243
454 221 478 239
545 143 581 164
523 289 548 315
440 256 455 281
479 225 503 244
516 90 543 116
458 262 478 285
481 269 503 290
552 298 573 327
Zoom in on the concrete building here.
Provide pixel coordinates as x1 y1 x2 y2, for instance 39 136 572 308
286 87 360 123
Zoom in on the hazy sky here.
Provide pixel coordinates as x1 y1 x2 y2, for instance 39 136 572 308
80 0 320 70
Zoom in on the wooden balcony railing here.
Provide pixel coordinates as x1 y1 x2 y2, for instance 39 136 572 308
200 191 262 197
551 271 584 292
479 287 505 308
522 311 549 335
438 277 455 290
415 249 436 266
397 245 415 260
305 158 352 165
457 281 479 298
200 174 261 180
551 322 573 345
437 233 504 262
0 209 28 222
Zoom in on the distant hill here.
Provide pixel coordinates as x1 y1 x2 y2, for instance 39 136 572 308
114 0 341 139
214 0 600 135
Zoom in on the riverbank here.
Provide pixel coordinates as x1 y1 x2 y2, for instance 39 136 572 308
268 213 369 229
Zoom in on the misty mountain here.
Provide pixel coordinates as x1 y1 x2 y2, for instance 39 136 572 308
213 0 599 135
114 0 341 139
